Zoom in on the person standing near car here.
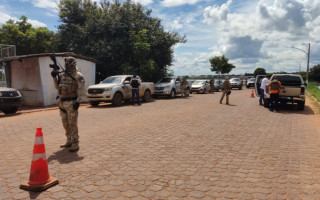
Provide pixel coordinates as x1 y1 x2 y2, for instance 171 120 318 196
51 56 85 152
220 77 231 105
130 75 141 105
259 75 271 106
180 77 189 98
267 77 282 112
209 77 215 94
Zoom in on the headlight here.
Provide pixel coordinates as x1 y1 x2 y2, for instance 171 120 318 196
104 88 110 91
17 91 22 96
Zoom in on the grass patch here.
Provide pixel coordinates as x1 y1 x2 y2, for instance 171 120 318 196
307 82 320 101
307 82 320 114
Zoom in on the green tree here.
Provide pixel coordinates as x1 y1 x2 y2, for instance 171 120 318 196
209 55 235 75
56 0 186 82
253 67 267 77
0 16 54 55
310 64 320 82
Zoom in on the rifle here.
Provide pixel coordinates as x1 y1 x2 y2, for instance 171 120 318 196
49 53 76 81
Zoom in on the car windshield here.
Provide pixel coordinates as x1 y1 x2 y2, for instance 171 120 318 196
159 78 174 83
231 78 240 82
102 77 124 84
272 75 302 86
192 81 205 85
249 78 255 82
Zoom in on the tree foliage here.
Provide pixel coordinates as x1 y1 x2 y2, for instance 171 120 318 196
56 0 186 82
209 55 235 75
253 67 267 77
310 64 320 82
0 16 54 55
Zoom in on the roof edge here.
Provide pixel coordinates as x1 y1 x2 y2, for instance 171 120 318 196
0 52 96 63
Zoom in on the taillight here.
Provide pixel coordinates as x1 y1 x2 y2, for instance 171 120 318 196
300 87 305 95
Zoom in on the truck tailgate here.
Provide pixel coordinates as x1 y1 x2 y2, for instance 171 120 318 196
279 86 301 97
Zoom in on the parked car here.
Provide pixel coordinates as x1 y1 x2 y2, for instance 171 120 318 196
86 75 154 106
0 87 23 114
214 79 225 91
246 78 255 88
190 80 210 94
154 77 191 98
255 74 306 110
230 78 242 90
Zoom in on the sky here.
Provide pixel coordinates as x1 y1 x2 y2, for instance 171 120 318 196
1 0 320 76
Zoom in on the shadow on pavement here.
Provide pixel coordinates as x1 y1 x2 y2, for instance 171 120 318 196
263 104 314 115
276 104 314 115
0 112 22 118
47 148 84 164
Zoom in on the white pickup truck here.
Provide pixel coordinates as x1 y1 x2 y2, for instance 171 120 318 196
154 77 191 98
255 74 306 110
86 75 154 106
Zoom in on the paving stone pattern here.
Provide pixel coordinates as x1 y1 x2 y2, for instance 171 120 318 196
1 89 320 199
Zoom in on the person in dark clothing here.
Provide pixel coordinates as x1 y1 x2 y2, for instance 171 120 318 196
130 75 141 105
267 77 282 112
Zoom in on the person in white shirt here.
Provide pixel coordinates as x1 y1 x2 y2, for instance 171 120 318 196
259 75 271 105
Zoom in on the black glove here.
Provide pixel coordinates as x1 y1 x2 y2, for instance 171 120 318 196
73 102 80 110
51 70 59 78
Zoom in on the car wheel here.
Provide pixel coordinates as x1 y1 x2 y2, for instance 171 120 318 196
112 92 123 106
169 90 176 99
297 101 305 111
143 90 152 102
2 106 19 114
89 101 100 107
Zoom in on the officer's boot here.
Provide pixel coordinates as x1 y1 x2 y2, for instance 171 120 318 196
60 141 72 148
69 143 79 152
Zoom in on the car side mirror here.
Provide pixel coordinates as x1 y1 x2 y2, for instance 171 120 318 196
304 83 307 87
124 81 130 85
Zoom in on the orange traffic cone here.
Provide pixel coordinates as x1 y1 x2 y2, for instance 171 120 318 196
251 89 255 98
20 127 59 191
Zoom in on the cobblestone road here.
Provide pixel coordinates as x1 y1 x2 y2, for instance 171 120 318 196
1 88 320 200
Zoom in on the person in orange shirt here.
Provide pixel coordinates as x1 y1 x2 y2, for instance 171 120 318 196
267 77 282 112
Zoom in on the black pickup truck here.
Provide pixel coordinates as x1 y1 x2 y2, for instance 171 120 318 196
0 87 23 114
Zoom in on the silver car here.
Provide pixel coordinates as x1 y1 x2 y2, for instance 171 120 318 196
214 79 225 92
190 80 210 94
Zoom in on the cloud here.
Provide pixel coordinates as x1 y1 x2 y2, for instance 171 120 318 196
27 19 47 27
258 0 306 33
132 0 153 6
0 11 46 28
21 0 58 12
203 0 232 24
160 0 203 7
224 36 263 64
0 13 18 24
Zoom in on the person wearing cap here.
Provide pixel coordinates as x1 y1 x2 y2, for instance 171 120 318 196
220 76 231 105
51 56 85 152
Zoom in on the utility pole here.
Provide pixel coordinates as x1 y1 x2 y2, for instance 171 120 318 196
306 43 310 85
291 43 310 85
